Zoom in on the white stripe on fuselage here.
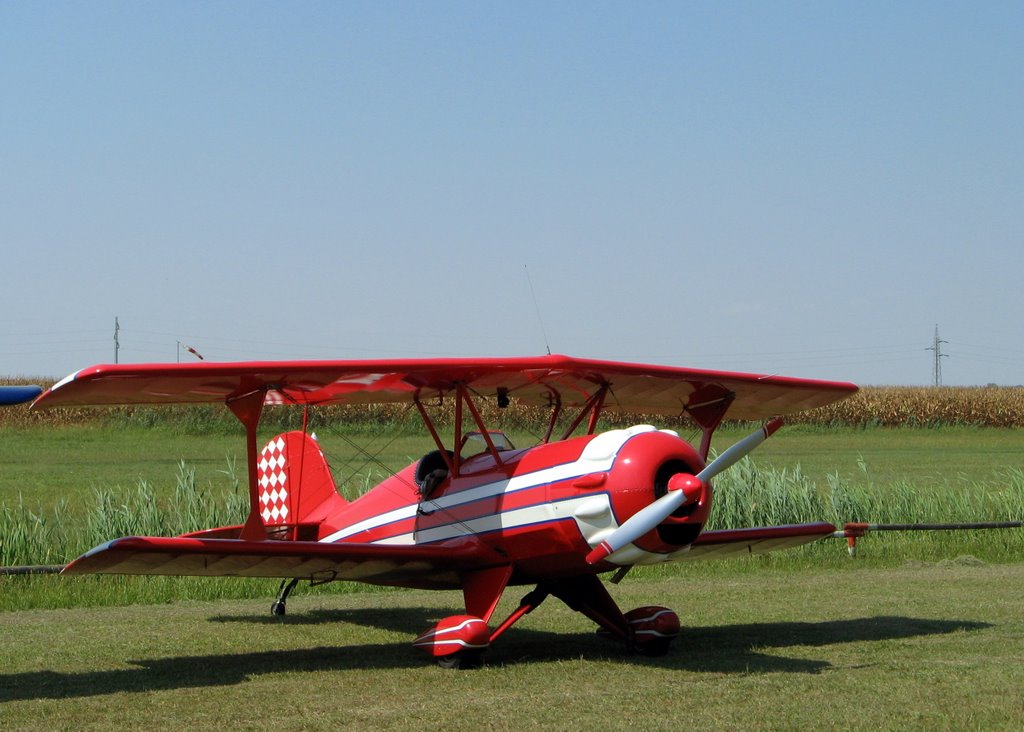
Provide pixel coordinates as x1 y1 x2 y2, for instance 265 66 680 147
319 425 668 545
372 494 611 545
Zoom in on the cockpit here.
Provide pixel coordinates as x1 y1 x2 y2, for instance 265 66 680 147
415 430 516 500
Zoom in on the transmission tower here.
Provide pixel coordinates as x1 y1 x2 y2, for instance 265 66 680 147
925 324 948 386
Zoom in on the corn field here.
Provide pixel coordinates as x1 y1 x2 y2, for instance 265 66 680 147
789 386 1024 428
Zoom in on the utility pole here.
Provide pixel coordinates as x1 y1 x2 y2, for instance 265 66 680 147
925 324 948 386
114 317 120 364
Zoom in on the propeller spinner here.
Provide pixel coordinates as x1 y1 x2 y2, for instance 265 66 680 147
586 418 784 565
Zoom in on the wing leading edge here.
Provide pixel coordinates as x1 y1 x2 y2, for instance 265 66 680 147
33 355 857 421
64 523 839 586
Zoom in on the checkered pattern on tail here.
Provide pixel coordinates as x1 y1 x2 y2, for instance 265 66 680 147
258 436 290 525
254 431 347 531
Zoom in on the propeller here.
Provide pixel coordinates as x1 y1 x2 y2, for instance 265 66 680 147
585 417 784 565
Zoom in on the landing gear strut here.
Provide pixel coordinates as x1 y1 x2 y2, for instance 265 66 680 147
413 574 679 667
271 578 300 616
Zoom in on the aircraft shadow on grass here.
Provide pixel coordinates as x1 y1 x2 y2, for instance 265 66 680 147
0 610 990 702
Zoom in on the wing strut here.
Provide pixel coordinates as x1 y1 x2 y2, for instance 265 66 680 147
227 389 267 541
541 391 562 443
414 384 509 479
683 384 735 460
459 383 504 466
414 392 450 468
559 385 609 441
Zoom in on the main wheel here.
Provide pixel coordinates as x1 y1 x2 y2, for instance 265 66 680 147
625 606 680 657
436 649 484 670
633 636 673 657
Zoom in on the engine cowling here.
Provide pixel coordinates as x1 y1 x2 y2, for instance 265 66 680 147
601 428 711 556
586 419 783 566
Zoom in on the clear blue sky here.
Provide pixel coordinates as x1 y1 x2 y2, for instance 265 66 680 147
2 2 1021 385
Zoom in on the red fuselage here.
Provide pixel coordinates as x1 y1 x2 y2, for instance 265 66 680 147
317 426 709 585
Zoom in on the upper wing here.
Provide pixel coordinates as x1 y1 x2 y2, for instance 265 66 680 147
33 355 856 421
62 535 492 590
681 523 838 560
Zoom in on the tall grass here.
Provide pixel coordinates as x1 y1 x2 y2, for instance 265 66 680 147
86 459 248 540
1 459 246 567
0 497 71 566
4 457 1023 571
709 458 1024 529
693 457 1024 570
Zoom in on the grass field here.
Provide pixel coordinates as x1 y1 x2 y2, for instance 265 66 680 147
6 422 1024 509
2 562 1022 729
2 413 1023 727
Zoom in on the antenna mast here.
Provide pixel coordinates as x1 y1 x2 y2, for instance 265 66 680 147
114 316 120 364
524 264 552 355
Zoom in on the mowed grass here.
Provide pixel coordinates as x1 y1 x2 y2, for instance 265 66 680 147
2 562 1022 730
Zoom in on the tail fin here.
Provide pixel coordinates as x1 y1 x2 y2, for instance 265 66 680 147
257 431 347 539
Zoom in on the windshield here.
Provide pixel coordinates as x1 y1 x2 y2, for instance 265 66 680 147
460 430 515 458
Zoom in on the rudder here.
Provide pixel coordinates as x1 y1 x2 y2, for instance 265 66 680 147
257 431 347 539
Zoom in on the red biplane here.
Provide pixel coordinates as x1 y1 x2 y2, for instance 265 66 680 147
34 355 859 667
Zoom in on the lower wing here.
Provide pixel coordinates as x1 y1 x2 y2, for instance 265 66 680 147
681 520 1024 559
683 522 837 559
62 536 490 590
